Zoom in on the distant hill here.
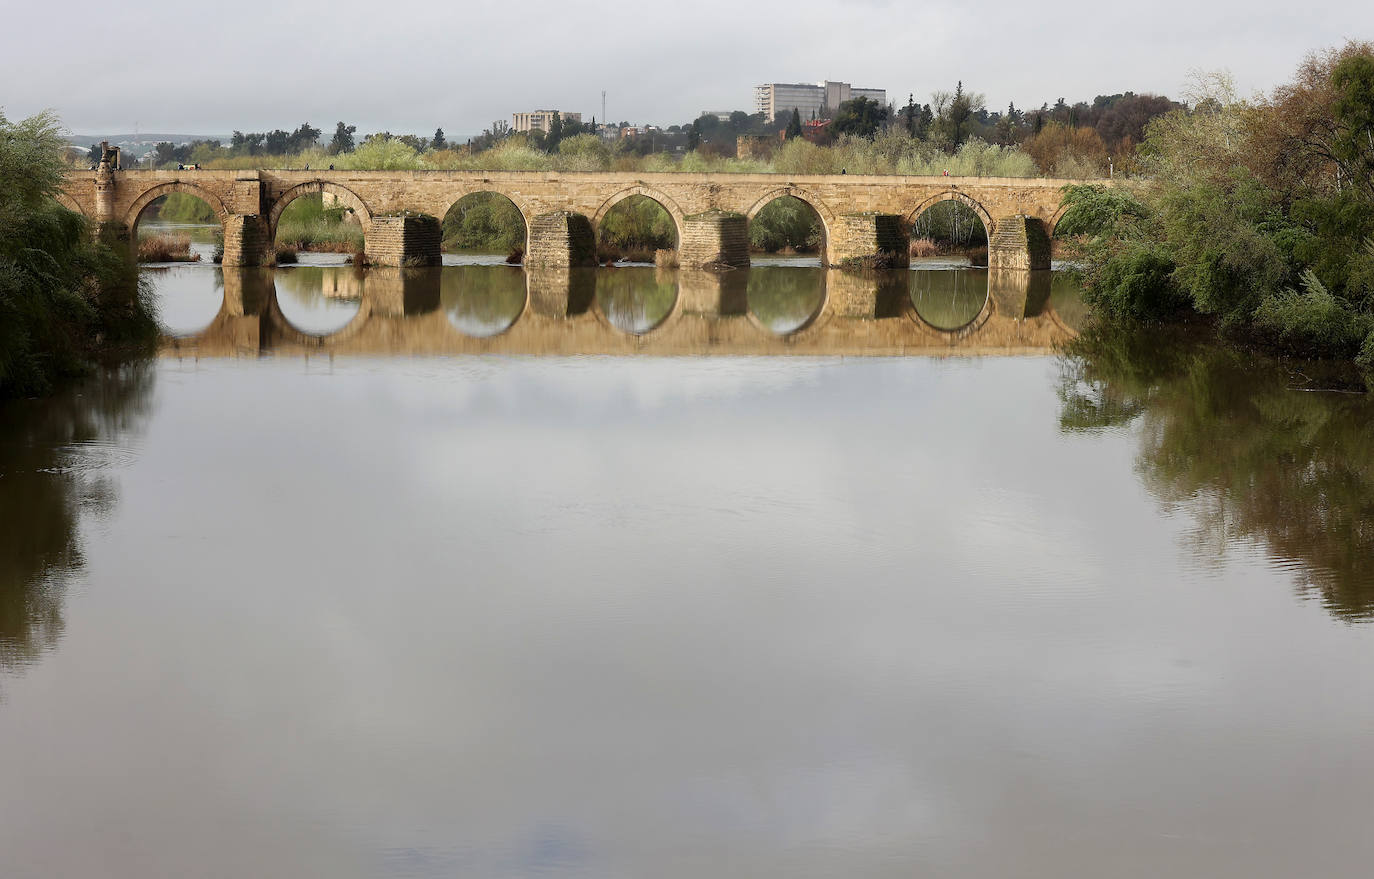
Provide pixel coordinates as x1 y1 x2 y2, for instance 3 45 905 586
66 133 229 148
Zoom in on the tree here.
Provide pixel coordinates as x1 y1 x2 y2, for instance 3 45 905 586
0 111 156 397
687 118 701 151
933 81 985 150
831 97 888 139
264 129 289 155
287 123 320 153
547 111 564 151
785 108 803 140
431 127 446 151
330 122 356 155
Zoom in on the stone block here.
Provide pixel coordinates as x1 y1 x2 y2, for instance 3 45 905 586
831 212 908 269
527 212 596 267
680 211 749 270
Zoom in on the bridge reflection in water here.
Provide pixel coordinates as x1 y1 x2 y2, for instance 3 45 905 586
158 264 1084 358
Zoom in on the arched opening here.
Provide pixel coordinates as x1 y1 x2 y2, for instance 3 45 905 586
147 264 226 337
272 191 365 266
597 195 678 265
273 266 364 336
441 192 528 265
134 192 219 264
746 266 826 335
909 267 989 332
908 197 988 266
596 267 678 334
748 195 826 267
443 264 527 337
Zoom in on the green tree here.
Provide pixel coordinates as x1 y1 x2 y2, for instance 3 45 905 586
831 97 888 139
547 112 564 151
933 81 985 150
329 122 356 155
0 111 157 398
785 108 803 140
431 127 446 151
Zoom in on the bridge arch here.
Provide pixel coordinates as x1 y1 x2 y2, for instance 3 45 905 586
268 181 373 241
745 187 834 264
592 185 686 248
438 189 532 256
53 191 86 216
124 182 230 234
905 190 994 238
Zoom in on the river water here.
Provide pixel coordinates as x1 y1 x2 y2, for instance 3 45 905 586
2 261 1372 878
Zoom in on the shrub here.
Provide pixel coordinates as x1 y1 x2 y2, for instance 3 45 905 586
1254 270 1374 358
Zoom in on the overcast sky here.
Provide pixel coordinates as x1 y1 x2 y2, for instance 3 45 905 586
4 0 1370 137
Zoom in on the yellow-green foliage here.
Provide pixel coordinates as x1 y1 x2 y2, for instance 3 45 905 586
203 132 1042 177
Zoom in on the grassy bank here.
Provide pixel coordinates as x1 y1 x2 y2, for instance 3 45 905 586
274 193 365 253
137 234 200 262
1055 44 1374 378
2 112 159 399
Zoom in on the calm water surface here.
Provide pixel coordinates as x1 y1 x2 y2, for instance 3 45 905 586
2 263 1372 878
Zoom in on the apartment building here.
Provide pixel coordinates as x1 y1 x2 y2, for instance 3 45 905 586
753 81 887 123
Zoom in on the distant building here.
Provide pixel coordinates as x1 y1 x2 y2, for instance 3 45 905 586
754 81 887 123
512 110 583 133
700 111 734 122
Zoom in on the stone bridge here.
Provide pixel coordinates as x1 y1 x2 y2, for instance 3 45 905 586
62 161 1087 270
159 266 1081 359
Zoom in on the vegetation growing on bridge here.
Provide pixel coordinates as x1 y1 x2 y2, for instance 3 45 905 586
1 112 158 399
1055 42 1374 373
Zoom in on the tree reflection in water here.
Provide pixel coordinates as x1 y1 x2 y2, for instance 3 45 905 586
596 267 677 335
0 363 155 675
1059 325 1374 621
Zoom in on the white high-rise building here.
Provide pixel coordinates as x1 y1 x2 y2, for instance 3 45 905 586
754 81 887 123
512 110 583 133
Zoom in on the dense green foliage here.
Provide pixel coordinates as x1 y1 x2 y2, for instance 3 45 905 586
750 197 822 253
1 112 157 399
442 192 526 253
1059 323 1374 619
599 195 676 256
1057 44 1374 368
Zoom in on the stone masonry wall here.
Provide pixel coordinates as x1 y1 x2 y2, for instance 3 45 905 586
679 211 749 269
365 215 442 267
527 211 597 267
830 212 909 269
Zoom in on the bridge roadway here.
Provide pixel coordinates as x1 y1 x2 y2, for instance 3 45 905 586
160 266 1080 359
61 164 1085 270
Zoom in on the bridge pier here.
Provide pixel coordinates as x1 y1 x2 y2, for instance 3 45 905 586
988 269 1053 319
830 213 908 269
677 269 748 316
365 214 442 267
679 211 749 270
988 216 1051 270
825 269 909 318
363 267 441 316
221 215 268 267
526 267 596 317
528 211 597 267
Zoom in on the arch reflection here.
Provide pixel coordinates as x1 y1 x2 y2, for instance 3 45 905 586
442 265 527 338
910 268 989 331
746 266 826 335
596 267 677 334
272 266 364 336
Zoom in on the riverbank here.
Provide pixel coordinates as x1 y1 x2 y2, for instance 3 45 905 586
1 111 160 399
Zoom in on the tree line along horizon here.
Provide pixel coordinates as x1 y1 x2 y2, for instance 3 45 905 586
101 83 1179 180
